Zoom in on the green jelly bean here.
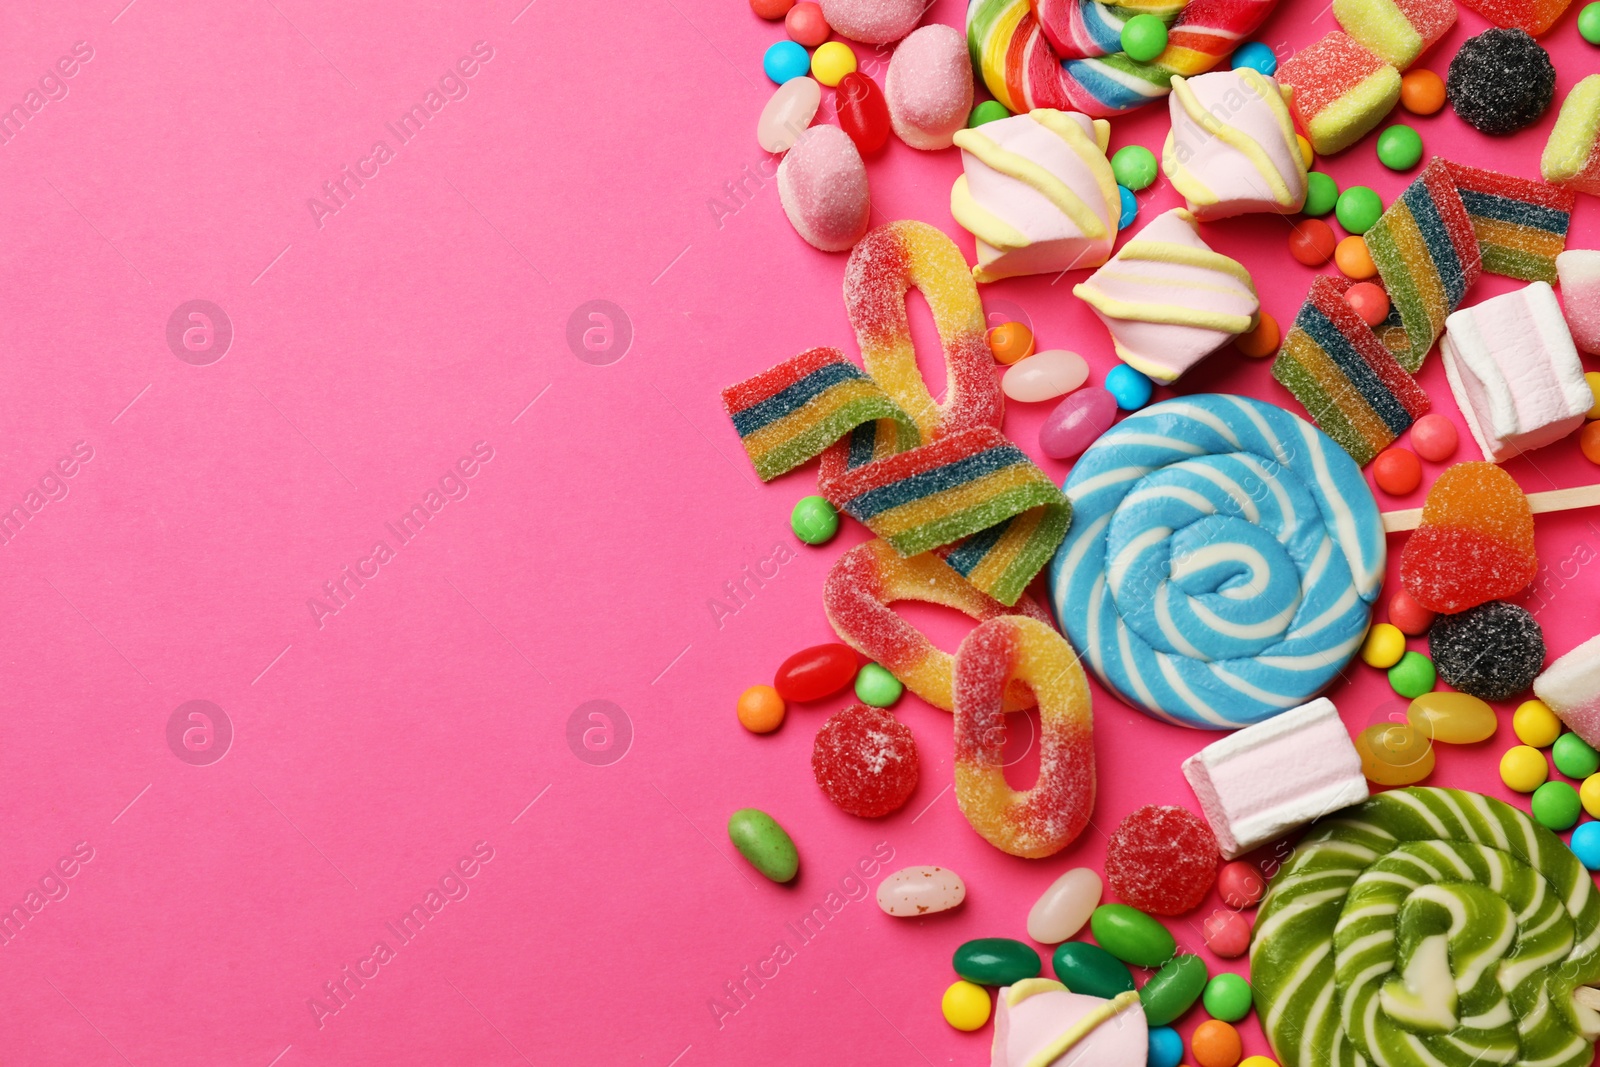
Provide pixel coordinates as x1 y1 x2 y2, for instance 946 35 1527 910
1388 651 1436 698
968 100 1011 127
1533 780 1582 831
953 938 1041 987
790 495 839 545
1303 172 1339 217
1090 904 1175 968
854 663 903 707
727 808 798 883
1052 942 1136 999
1554 732 1600 779
1139 953 1208 1027
1202 972 1253 1022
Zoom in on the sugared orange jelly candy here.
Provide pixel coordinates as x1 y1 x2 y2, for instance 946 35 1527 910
1399 462 1537 614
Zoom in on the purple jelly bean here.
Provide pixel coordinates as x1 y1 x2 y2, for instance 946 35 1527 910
1039 387 1117 460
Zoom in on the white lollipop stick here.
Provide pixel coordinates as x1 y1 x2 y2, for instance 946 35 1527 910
1382 483 1600 533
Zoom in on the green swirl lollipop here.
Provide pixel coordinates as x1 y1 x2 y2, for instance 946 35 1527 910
1252 787 1600 1067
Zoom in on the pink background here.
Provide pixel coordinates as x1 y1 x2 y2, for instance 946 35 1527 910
0 0 1595 1063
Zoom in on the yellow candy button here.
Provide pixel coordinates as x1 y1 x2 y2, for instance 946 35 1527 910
1587 371 1600 420
1296 134 1314 170
811 41 857 87
1514 699 1562 748
1501 745 1549 793
1241 1058 1281 1067
941 980 991 1031
1583 774 1600 818
1360 623 1406 669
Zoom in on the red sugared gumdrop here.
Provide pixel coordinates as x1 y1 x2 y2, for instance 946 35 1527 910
1217 861 1265 909
1204 909 1253 958
1105 805 1220 916
1399 462 1537 614
812 704 919 817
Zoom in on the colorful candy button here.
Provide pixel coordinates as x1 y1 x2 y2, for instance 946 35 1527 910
1572 822 1600 869
1335 186 1383 234
1113 145 1159 190
1118 184 1139 229
1345 282 1391 327
1234 311 1280 358
1105 364 1153 410
941 980 991 1030
786 2 829 45
1371 446 1421 495
1501 745 1549 793
1361 623 1406 668
1296 134 1314 170
1514 699 1562 747
810 41 856 86
968 100 1010 127
1304 172 1338 217
1581 1 1600 43
1203 909 1251 959
1408 413 1458 462
1555 732 1600 779
764 40 811 84
1231 41 1278 76
1376 124 1423 170
854 662 903 707
1388 651 1435 697
1584 774 1600 818
1149 1027 1184 1067
1400 69 1446 114
1335 235 1377 279
1192 1019 1244 1067
737 685 786 733
1121 14 1168 61
791 494 839 544
1586 371 1600 419
1289 219 1336 265
1388 590 1435 636
1533 781 1582 830
1202 973 1252 1022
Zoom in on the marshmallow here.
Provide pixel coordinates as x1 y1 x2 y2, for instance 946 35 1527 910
1535 633 1600 750
1441 282 1589 464
1162 69 1308 221
1557 250 1600 357
992 982 1147 1067
885 24 973 151
1073 208 1259 383
950 109 1119 283
1182 698 1368 859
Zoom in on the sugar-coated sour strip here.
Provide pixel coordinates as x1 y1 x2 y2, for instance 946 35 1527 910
953 616 1095 858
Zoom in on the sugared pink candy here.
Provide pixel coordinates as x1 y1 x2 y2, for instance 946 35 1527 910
1217 861 1265 909
1039 386 1117 460
884 24 972 150
819 0 922 44
1203 909 1252 958
1408 413 1459 462
758 76 821 153
1003 350 1089 403
1558 250 1600 357
777 124 870 252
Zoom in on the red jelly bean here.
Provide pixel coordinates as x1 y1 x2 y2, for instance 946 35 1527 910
836 71 890 154
1372 447 1422 495
775 642 858 702
1105 805 1220 916
812 704 919 817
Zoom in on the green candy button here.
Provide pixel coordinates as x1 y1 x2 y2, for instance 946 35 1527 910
968 100 1011 127
1139 954 1208 1027
953 938 1041 987
790 495 839 545
1554 732 1600 779
1532 780 1582 831
1090 903 1175 969
1202 973 1253 1022
854 663 903 707
1112 145 1158 191
1336 186 1384 234
1052 942 1136 1000
1376 124 1423 171
1389 651 1436 698
1581 1 1600 44
1303 171 1338 217
1121 14 1168 62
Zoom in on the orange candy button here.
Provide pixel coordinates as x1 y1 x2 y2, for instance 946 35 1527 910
988 321 1035 364
1335 235 1377 279
1400 69 1446 115
1582 421 1600 465
1192 1019 1243 1067
1235 311 1281 358
736 685 786 733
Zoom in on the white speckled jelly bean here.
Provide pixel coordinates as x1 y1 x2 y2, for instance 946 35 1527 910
876 865 966 916
1002 350 1089 403
1026 867 1102 943
758 76 821 154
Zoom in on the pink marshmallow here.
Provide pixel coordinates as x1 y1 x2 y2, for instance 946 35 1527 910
1557 250 1600 356
885 24 973 151
1535 633 1600 750
991 982 1147 1067
776 124 870 252
819 0 923 44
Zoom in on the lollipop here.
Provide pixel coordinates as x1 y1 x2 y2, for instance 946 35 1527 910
1048 394 1385 729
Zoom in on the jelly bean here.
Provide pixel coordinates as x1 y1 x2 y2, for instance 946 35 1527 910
810 40 855 87
1408 692 1496 745
877 865 966 916
1573 822 1600 869
764 40 811 85
1121 14 1169 62
1583 422 1600 465
1289 219 1336 265
835 72 890 154
1376 124 1423 170
1360 623 1406 669
1501 745 1549 792
968 100 1010 127
773 643 857 702
1533 780 1582 830
1192 1019 1244 1067
1149 1026 1184 1067
1356 722 1435 786
1514 699 1562 747
1231 41 1278 76
1090 903 1175 968
1584 774 1600 817
1117 184 1139 230
854 662 903 707
752 0 795 16
785 1 829 46
1028 868 1102 944
953 937 1041 986
1105 364 1153 410
1217 862 1264 908
1335 186 1383 234
1234 311 1280 358
1003 349 1088 403
728 808 799 881
1040 387 1118 460
737 685 786 733
941 980 991 1030
1140 953 1208 1026
1345 281 1391 328
1335 235 1378 279
1387 650 1435 698
1303 172 1338 217
1371 446 1421 495
1203 973 1252 1022
758 76 822 154
1203 909 1252 958
791 494 838 544
1112 145 1158 191
1052 941 1136 998
1408 413 1458 462
1555 733 1600 778
988 321 1034 364
1400 69 1446 115
1388 590 1435 636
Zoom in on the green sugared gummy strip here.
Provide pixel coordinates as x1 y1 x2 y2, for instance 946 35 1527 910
1479 246 1559 285
1251 788 1600 1067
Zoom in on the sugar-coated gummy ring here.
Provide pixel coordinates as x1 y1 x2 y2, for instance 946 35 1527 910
1253 788 1600 1067
953 616 1095 857
1048 394 1384 729
824 539 1054 712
